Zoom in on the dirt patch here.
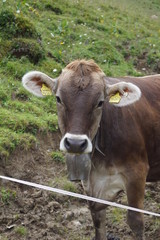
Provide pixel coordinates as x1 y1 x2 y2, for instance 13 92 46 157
0 132 160 240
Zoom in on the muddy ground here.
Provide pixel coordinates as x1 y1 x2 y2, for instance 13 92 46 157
0 133 160 240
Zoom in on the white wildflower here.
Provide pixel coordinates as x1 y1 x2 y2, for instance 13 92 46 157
51 33 54 37
16 9 20 14
53 69 57 72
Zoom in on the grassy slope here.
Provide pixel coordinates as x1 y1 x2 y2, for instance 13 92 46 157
0 0 160 159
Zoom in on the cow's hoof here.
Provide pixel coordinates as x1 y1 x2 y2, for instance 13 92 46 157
107 233 120 240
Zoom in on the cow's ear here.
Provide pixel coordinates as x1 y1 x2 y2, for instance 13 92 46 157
105 81 141 107
22 71 58 97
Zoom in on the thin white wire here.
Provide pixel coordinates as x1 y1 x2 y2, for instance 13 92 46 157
0 175 160 217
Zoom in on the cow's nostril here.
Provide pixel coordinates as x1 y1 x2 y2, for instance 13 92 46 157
80 139 88 151
64 137 88 153
64 138 71 151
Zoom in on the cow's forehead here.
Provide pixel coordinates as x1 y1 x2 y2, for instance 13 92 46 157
56 60 106 98
57 68 105 93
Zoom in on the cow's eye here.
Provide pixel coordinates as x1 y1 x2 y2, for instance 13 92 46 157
97 100 104 108
56 96 61 104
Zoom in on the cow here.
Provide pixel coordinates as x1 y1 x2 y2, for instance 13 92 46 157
22 59 160 240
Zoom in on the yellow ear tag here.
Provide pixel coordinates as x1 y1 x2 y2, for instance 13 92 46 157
109 92 121 104
41 84 52 96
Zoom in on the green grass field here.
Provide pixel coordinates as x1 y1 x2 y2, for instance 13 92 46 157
0 0 160 159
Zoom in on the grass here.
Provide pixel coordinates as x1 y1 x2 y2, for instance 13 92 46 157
15 226 28 236
0 187 16 204
50 151 65 163
53 176 78 193
111 208 124 224
0 0 160 159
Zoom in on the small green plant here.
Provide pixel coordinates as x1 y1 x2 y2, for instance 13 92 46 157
15 226 27 236
51 151 65 163
54 176 77 193
0 188 16 204
145 191 152 200
57 19 69 35
0 188 10 204
63 180 77 192
111 208 124 224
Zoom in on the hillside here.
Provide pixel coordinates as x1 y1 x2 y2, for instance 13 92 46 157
0 0 160 158
0 1 160 240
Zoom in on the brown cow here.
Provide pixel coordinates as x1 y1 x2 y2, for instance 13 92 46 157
22 60 160 240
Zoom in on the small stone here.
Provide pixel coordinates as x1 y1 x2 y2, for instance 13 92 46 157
64 211 74 220
47 221 55 229
32 190 42 198
71 220 82 228
48 201 61 209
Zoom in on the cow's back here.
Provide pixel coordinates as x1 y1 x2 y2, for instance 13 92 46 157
100 75 160 181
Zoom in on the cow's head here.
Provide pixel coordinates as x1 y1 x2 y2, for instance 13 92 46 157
22 60 141 181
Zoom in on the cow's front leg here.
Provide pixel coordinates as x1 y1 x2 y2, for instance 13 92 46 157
126 165 147 240
89 204 107 240
127 210 145 240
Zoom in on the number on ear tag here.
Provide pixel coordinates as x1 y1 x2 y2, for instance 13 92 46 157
109 92 121 104
41 84 52 96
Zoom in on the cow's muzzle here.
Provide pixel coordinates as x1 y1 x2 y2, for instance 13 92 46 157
64 138 88 153
66 153 91 181
60 133 92 154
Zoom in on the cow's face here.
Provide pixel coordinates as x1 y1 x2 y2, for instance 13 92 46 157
22 60 141 180
57 66 106 155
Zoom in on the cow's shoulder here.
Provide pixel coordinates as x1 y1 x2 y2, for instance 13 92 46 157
101 75 160 168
